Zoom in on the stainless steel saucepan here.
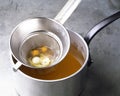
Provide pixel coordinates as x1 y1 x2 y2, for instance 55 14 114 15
10 11 120 96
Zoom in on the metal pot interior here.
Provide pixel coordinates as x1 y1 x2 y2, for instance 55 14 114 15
11 30 89 81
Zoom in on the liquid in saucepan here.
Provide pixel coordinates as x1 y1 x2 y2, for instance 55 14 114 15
18 51 84 80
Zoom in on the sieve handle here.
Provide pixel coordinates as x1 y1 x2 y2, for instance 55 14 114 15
13 62 22 71
54 0 82 24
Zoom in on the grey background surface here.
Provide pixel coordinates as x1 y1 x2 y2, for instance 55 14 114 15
0 0 120 96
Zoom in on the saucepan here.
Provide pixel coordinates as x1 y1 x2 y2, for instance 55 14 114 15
10 11 120 96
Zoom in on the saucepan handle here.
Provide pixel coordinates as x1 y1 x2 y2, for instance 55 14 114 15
84 11 120 67
84 11 120 45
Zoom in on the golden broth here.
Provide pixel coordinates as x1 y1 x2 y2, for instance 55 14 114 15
13 51 84 80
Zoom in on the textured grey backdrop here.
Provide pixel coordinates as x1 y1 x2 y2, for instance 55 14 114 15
0 0 120 96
